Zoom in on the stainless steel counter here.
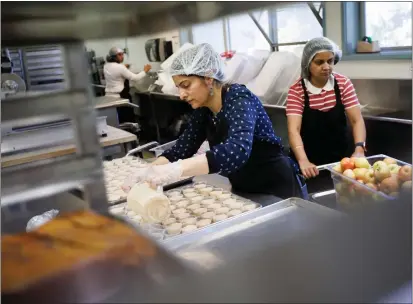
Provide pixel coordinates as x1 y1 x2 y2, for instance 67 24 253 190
108 192 411 303
138 92 412 125
162 197 342 271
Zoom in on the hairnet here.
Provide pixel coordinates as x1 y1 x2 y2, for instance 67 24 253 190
301 37 342 79
109 47 124 56
169 43 225 82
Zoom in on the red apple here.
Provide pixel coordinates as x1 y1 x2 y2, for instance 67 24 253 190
363 169 376 184
343 169 356 180
383 157 397 166
341 157 355 171
379 177 399 194
398 165 412 182
401 180 412 193
389 173 401 186
388 164 401 175
374 161 391 182
354 168 368 180
354 157 371 169
332 163 342 173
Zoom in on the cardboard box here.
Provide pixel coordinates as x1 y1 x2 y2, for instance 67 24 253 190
356 41 381 53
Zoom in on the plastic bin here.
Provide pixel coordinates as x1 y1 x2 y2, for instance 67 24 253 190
326 154 411 211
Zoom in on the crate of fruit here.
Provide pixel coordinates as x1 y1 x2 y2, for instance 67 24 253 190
326 154 412 211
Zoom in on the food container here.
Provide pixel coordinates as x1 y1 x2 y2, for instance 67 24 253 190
110 180 262 240
326 154 411 212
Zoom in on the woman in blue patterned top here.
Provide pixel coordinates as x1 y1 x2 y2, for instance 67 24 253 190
125 44 305 199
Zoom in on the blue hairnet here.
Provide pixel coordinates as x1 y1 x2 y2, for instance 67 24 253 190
301 37 342 79
169 43 225 82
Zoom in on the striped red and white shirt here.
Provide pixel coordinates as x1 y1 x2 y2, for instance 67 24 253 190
286 73 360 116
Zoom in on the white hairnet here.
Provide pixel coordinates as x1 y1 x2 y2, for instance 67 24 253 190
301 37 342 79
169 43 225 82
109 47 124 56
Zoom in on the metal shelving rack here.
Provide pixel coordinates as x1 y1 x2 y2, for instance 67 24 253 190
1 42 108 213
1 1 273 219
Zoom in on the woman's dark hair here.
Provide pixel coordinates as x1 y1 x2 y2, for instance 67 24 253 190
106 54 118 63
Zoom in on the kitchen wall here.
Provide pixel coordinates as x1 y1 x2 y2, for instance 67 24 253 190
84 3 411 80
84 30 180 72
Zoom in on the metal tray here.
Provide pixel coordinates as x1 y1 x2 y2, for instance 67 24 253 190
161 181 263 239
109 181 263 242
162 197 342 270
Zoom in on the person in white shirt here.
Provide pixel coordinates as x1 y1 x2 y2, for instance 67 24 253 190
104 46 151 123
104 47 152 96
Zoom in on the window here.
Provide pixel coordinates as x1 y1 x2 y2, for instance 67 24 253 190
363 2 412 48
187 3 324 54
227 9 271 52
275 2 323 47
192 19 226 54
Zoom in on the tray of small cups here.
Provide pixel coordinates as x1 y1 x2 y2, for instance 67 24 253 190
107 182 261 241
162 182 261 239
108 203 167 241
103 156 193 206
103 156 148 205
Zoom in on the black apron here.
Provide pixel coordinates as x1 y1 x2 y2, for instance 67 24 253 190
293 77 351 166
117 79 136 124
206 89 305 200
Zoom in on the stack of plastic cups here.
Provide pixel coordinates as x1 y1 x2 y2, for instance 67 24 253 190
140 223 166 241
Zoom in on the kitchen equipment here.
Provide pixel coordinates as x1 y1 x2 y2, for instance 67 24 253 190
163 197 341 256
1 48 13 73
145 38 173 62
1 73 26 95
1 116 109 156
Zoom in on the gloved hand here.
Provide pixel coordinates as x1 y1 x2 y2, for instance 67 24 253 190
121 161 183 193
145 160 183 186
121 166 151 193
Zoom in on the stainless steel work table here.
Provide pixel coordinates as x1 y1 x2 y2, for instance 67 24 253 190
115 193 411 304
162 197 342 266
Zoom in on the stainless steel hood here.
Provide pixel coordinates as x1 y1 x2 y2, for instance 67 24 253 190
1 1 279 45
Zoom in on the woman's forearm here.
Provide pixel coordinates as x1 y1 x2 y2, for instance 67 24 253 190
351 118 367 154
351 118 366 144
289 130 309 163
181 154 209 177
